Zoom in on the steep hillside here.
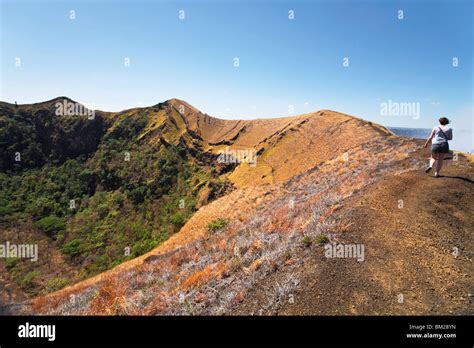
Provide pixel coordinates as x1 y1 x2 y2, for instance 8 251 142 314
0 98 230 302
1 98 472 316
237 158 474 315
0 97 108 171
24 147 471 316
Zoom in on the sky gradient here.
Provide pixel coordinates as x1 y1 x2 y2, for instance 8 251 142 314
1 0 472 142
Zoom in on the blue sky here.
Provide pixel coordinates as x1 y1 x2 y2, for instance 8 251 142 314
1 0 472 135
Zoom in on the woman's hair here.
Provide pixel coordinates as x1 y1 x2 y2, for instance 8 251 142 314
438 117 450 125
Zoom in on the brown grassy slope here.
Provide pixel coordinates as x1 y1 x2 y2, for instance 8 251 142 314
158 100 394 187
236 154 474 315
21 134 436 315
11 101 472 316
14 106 395 310
227 111 393 187
106 98 398 190
26 151 474 315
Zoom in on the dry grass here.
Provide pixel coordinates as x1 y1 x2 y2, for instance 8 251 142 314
31 295 48 313
319 204 341 223
143 291 170 315
242 258 264 274
26 133 426 316
180 262 228 290
88 278 127 315
31 281 91 314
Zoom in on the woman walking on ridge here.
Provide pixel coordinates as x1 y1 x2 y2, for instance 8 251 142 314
424 117 453 177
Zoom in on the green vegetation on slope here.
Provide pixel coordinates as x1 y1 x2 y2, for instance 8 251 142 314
0 101 231 296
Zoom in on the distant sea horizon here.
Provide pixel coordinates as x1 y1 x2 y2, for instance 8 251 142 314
388 127 473 154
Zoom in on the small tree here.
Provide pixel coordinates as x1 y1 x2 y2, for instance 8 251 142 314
35 215 65 238
207 218 228 233
61 239 82 256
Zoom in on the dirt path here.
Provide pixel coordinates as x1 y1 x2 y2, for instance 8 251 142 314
274 161 473 315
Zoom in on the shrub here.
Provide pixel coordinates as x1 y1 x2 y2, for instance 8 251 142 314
45 277 69 292
207 218 228 233
131 240 157 257
101 171 122 190
127 187 146 205
88 254 109 273
35 215 66 237
0 205 13 216
27 197 57 219
315 233 329 245
78 169 98 194
21 270 40 288
302 235 312 247
5 257 18 269
107 115 147 141
97 204 109 219
112 193 125 208
169 211 186 229
61 239 83 256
